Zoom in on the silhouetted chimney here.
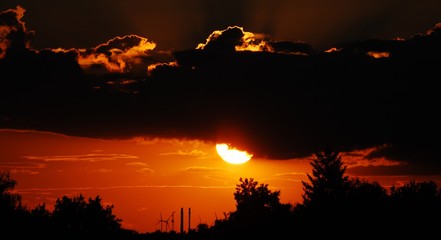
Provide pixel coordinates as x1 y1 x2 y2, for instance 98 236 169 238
188 208 191 232
180 207 184 234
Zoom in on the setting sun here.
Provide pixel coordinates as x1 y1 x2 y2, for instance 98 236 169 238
216 143 253 164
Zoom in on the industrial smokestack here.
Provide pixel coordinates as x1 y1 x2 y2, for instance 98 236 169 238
180 207 184 234
188 208 191 232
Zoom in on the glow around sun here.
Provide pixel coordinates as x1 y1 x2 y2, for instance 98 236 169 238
215 143 253 164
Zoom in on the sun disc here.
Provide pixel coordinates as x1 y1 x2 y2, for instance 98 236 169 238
216 143 252 164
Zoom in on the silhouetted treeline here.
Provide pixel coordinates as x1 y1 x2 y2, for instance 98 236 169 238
0 171 138 239
2 151 441 239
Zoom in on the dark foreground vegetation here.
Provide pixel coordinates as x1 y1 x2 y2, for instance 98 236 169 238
2 151 441 239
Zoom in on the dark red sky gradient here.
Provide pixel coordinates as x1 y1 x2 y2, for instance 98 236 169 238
1 0 441 51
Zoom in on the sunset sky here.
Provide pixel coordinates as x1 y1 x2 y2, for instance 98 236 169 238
1 1 441 233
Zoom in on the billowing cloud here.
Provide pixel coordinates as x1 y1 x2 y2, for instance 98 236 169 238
197 26 272 52
74 34 157 73
196 26 313 54
1 6 441 174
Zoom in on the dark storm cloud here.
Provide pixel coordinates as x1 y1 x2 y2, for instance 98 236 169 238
0 6 33 58
1 5 441 173
0 6 84 97
142 24 441 169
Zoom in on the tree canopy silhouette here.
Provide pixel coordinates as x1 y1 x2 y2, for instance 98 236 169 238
295 150 441 238
233 177 284 219
388 180 441 235
301 150 349 210
51 194 122 237
0 171 22 211
210 177 293 239
295 151 390 236
0 171 26 234
0 171 132 238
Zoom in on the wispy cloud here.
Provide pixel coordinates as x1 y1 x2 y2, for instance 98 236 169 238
274 172 307 177
160 149 206 157
10 169 40 175
137 207 150 212
182 166 225 173
126 162 155 174
16 184 235 193
133 137 209 147
126 162 150 167
0 162 46 168
136 168 155 174
23 153 139 162
0 128 70 137
0 162 46 175
342 145 403 168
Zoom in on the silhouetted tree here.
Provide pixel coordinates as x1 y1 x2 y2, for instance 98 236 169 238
51 194 122 238
25 203 53 235
0 171 22 211
0 171 26 234
294 151 441 238
343 178 389 233
233 177 283 218
294 151 389 237
346 178 388 211
213 177 293 239
301 151 349 210
388 180 441 236
0 173 142 239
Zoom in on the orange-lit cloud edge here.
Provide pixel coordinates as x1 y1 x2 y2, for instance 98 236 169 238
1 6 402 77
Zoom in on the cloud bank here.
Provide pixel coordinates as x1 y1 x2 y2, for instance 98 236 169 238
1 6 441 173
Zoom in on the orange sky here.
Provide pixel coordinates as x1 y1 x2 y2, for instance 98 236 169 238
0 129 311 232
2 129 440 233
